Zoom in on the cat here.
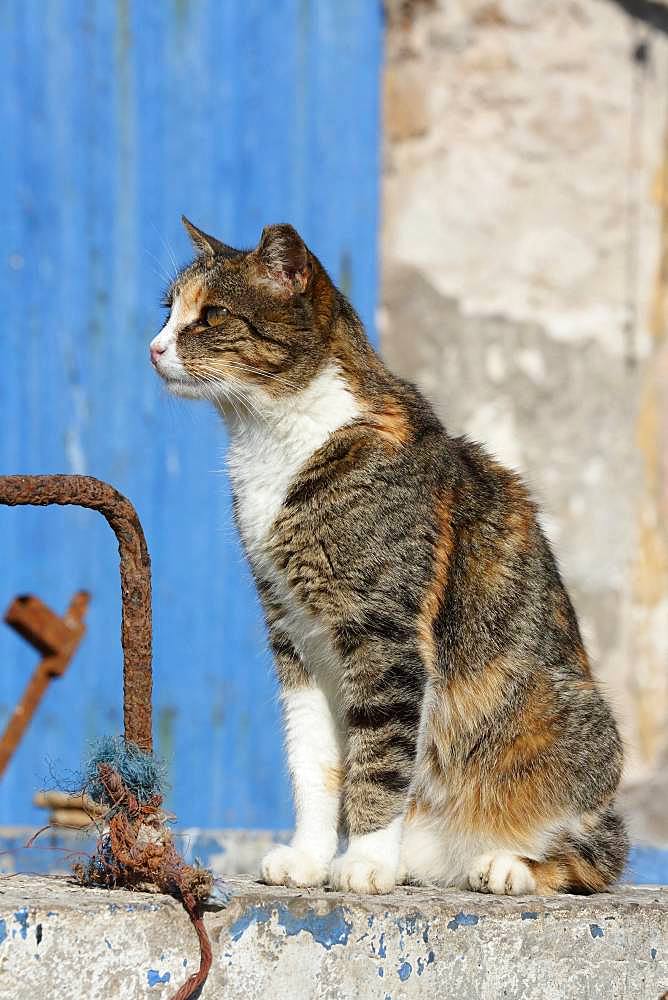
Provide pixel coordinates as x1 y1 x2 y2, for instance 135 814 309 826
149 216 628 896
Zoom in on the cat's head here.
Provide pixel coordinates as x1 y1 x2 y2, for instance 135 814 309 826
149 217 340 405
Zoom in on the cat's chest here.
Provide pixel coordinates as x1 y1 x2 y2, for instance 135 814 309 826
228 433 303 562
226 364 361 565
225 366 362 683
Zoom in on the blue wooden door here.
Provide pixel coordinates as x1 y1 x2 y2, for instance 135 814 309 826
0 1 382 827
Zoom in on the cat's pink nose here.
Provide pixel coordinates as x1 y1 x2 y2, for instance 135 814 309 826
150 343 165 365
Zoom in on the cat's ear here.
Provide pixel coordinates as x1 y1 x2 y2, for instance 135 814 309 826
181 215 237 258
255 224 311 294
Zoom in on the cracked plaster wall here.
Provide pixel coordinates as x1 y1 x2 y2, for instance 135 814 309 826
381 0 668 819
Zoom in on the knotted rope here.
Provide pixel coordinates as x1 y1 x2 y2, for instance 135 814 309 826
74 749 213 1000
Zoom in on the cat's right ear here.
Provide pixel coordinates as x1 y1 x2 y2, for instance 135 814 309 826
181 215 237 258
254 224 311 295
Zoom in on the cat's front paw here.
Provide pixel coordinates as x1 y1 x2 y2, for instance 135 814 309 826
468 851 536 896
261 845 329 888
330 852 397 895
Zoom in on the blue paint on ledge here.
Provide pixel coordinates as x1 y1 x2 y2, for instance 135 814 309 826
0 918 6 945
521 911 539 920
398 960 412 981
447 911 479 930
14 909 28 940
147 969 171 987
589 924 604 939
229 903 352 950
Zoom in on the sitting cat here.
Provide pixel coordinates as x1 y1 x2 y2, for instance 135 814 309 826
149 217 628 895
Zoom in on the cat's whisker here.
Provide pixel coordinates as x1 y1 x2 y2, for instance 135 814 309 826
143 247 173 288
194 368 271 424
220 360 299 390
193 369 266 425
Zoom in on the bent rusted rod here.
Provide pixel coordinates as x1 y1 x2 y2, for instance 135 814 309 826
0 592 89 776
0 475 152 751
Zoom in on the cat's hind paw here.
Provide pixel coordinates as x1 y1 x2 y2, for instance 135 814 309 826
330 853 397 895
260 845 329 888
468 851 536 896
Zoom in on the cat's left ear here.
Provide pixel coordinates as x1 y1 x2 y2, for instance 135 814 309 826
255 224 311 294
181 215 238 258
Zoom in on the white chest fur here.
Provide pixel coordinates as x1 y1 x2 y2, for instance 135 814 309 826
225 365 361 695
226 363 361 566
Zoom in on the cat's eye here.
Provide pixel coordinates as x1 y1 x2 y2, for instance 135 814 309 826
203 305 230 326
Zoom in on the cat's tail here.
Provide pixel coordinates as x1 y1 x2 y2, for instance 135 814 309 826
525 803 629 894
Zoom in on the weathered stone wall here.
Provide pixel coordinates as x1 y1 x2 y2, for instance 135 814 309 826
381 0 668 819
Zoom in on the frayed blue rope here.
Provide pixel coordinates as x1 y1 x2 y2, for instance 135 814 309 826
83 735 167 806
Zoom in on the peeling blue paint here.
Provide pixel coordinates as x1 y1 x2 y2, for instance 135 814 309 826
398 961 412 981
147 969 171 987
229 903 352 950
0 919 6 945
378 932 387 958
448 912 479 930
422 925 429 944
14 909 28 940
417 956 425 976
589 924 604 939
0 0 382 838
35 924 42 946
105 939 112 950
427 950 435 965
522 911 539 921
650 948 657 960
378 967 384 977
367 915 374 929
395 914 418 936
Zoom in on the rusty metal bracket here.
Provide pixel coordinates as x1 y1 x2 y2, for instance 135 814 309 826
0 475 153 751
0 592 89 777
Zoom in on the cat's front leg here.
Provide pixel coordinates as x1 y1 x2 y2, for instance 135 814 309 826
330 634 426 895
261 634 342 888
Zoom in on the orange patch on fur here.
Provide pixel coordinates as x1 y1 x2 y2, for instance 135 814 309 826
323 765 343 794
432 657 517 742
417 492 454 676
364 396 411 448
575 644 592 678
420 667 566 847
178 276 207 320
526 855 607 894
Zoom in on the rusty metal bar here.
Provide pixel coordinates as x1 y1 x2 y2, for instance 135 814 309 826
6 593 84 660
0 591 89 777
0 475 153 751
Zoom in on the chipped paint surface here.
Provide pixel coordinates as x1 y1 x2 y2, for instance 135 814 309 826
0 0 382 832
447 911 480 930
1 874 666 999
229 902 352 950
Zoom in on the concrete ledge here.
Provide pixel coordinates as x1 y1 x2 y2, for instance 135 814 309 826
1 875 666 999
